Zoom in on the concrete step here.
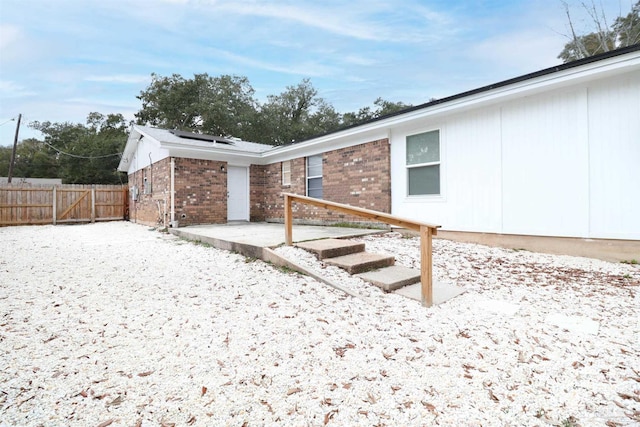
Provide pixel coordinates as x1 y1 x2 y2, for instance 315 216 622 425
324 252 394 274
356 265 421 292
295 238 365 260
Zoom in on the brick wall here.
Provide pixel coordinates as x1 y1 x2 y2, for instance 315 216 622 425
129 138 390 227
128 157 171 226
256 138 391 225
128 157 227 226
250 164 266 222
174 158 227 225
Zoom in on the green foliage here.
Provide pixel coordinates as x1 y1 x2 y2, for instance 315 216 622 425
621 259 638 264
259 78 342 145
342 97 413 127
135 73 260 141
559 1 640 63
8 112 130 184
616 1 640 47
0 138 58 178
135 74 413 145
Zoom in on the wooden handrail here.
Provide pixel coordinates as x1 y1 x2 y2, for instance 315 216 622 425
283 192 441 307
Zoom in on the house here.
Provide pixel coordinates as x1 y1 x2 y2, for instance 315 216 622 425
0 177 63 185
118 45 640 240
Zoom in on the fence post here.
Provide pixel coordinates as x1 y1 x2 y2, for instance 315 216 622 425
52 187 57 225
91 186 96 223
123 186 128 219
284 194 293 245
420 225 434 307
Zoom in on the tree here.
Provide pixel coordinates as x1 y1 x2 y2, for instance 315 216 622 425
615 1 640 47
0 138 57 178
342 97 412 127
135 73 420 145
30 113 129 184
558 1 640 62
136 73 260 140
259 79 341 145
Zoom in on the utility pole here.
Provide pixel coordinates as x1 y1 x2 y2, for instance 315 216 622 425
7 113 21 184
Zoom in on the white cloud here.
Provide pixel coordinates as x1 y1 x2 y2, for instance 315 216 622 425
0 24 21 50
84 74 151 84
210 48 339 77
0 80 37 97
468 30 566 75
342 54 378 67
208 0 452 43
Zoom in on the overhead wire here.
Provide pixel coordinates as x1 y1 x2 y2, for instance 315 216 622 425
0 117 17 127
41 140 123 159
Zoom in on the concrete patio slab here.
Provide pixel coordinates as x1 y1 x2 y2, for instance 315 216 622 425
295 238 365 259
393 281 466 305
357 265 421 292
171 222 382 248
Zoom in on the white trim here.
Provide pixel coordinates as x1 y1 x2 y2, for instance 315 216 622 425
118 51 639 173
405 128 442 197
282 160 292 186
306 155 323 198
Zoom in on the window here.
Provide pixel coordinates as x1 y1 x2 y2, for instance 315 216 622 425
282 160 291 186
406 130 440 195
143 168 152 195
306 155 322 198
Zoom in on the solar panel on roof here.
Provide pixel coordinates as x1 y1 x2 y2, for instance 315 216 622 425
169 129 233 145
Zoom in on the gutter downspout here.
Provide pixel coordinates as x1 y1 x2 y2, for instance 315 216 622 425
170 157 176 227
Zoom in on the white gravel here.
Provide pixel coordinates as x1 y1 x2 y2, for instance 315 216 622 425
0 222 638 427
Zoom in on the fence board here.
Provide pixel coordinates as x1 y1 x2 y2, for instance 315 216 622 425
0 184 128 226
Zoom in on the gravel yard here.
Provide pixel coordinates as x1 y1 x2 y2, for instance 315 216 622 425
0 222 638 426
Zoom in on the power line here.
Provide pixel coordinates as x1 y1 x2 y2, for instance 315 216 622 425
0 117 17 127
41 140 123 159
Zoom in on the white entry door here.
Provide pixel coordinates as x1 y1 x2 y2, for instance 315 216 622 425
227 166 249 221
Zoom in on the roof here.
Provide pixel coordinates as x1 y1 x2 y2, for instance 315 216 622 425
286 44 640 145
117 125 272 171
136 126 272 154
119 45 640 171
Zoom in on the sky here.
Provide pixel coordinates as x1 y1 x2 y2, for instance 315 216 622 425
0 0 633 145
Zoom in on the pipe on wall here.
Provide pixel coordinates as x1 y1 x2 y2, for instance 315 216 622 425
170 157 176 227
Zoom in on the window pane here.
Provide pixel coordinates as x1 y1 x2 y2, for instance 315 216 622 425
282 161 291 185
307 155 322 177
308 177 322 198
407 130 439 165
408 165 440 195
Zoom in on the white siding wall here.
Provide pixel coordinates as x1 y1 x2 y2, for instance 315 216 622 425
501 88 590 237
126 137 170 175
588 73 640 239
390 109 502 232
390 72 639 240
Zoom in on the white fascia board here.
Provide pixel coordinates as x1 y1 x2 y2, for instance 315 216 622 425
119 51 638 170
118 125 169 172
258 52 639 165
117 128 141 172
163 143 261 167
376 53 640 126
259 128 390 163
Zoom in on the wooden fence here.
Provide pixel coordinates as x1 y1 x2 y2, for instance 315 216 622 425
0 184 128 226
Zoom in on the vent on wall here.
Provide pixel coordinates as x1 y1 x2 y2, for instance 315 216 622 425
169 129 234 145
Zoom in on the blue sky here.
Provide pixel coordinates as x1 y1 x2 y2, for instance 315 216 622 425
0 0 631 145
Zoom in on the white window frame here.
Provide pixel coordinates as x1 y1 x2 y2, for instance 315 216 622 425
282 160 291 186
306 155 323 198
406 129 441 196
